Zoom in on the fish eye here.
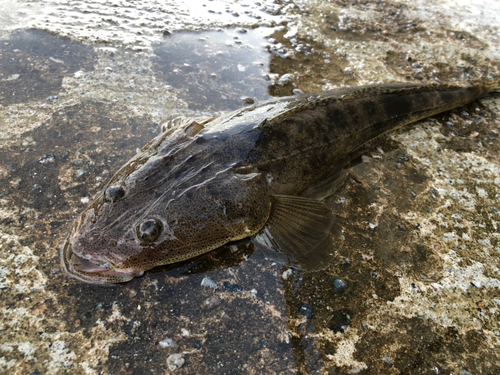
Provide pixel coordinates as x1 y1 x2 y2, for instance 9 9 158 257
137 219 163 244
105 186 125 202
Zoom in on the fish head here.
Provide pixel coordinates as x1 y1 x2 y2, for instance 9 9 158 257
61 122 270 284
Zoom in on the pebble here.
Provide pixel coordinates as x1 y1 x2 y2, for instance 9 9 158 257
38 154 56 164
332 277 345 293
299 303 313 318
381 356 393 366
254 338 266 350
223 281 243 292
292 89 304 95
282 268 293 280
407 188 417 197
167 353 185 371
201 295 221 309
277 73 294 85
75 169 86 178
159 338 178 348
201 277 218 289
194 341 203 349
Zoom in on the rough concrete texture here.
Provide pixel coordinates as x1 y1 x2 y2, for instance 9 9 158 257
0 0 499 374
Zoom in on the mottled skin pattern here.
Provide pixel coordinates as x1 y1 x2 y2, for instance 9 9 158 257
247 83 493 196
61 81 499 283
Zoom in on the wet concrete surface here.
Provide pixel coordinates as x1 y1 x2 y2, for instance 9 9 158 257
1 0 500 374
0 29 97 105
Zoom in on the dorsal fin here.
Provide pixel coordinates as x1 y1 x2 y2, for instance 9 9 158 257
269 82 468 124
161 116 215 133
337 82 464 101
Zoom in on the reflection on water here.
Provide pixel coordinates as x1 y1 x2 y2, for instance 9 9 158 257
152 28 276 111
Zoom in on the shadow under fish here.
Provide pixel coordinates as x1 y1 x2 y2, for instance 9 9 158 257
61 80 500 284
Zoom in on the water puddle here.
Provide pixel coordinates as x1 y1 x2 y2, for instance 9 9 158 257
152 28 276 111
151 25 351 112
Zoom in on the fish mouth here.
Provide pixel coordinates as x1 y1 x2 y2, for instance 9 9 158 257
60 234 144 284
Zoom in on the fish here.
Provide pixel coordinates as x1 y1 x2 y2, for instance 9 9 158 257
61 80 500 284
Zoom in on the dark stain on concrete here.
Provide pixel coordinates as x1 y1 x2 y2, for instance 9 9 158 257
0 29 97 105
98 252 297 374
354 317 499 375
0 100 155 235
0 100 158 303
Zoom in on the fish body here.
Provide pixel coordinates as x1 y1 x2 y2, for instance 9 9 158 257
62 81 499 283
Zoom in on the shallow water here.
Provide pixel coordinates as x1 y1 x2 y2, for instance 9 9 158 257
1 0 500 374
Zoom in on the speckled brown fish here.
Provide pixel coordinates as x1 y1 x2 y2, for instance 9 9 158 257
61 80 500 283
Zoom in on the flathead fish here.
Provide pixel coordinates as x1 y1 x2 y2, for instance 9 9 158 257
61 80 500 283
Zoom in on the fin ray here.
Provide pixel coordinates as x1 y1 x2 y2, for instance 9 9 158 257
253 195 335 271
301 167 348 200
161 116 215 134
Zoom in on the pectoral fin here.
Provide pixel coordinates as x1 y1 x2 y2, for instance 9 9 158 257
253 195 335 271
301 167 347 200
